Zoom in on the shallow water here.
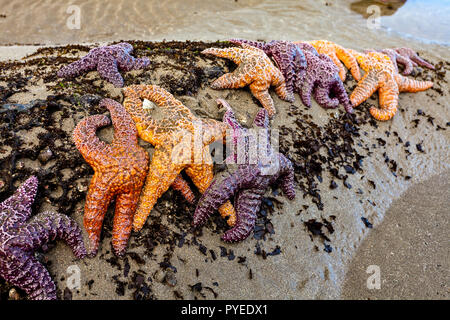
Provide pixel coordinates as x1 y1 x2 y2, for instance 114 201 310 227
0 0 449 49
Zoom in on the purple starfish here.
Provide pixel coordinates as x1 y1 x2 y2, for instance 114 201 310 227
368 47 434 75
295 42 353 113
57 42 150 87
229 39 307 98
0 176 86 300
193 99 296 242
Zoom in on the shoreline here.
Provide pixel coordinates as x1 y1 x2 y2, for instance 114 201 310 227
0 41 448 300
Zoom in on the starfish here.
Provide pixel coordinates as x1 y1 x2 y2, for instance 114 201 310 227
295 42 353 113
348 49 434 121
193 99 296 242
122 84 236 231
296 40 362 82
369 47 435 75
73 98 151 257
57 42 150 87
229 39 307 100
0 176 86 300
201 44 294 117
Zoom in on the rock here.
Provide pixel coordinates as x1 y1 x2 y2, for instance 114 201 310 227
164 270 177 287
38 147 53 163
203 66 224 79
9 288 20 300
154 269 166 283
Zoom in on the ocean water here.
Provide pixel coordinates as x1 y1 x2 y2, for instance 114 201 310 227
0 0 448 48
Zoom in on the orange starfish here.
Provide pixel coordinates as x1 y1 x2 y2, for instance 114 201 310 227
202 44 294 117
348 49 433 121
73 98 149 257
122 84 236 231
295 40 362 82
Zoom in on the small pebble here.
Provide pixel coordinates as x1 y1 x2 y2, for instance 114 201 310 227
38 147 53 163
9 288 20 300
164 270 177 287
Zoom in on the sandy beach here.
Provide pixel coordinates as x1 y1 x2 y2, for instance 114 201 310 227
0 0 448 300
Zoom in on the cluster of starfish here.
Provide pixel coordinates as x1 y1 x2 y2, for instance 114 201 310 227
203 40 434 120
1 40 436 299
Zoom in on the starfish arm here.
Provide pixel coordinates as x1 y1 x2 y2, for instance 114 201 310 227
15 212 86 259
294 42 319 56
411 55 434 69
116 42 134 53
249 82 276 117
171 175 195 204
83 174 114 256
134 84 194 120
292 46 307 87
111 191 139 256
193 169 242 227
116 48 150 71
217 99 244 134
332 79 353 113
201 47 244 65
199 119 227 146
327 51 347 81
396 74 433 92
369 80 399 121
72 115 112 165
272 70 295 103
229 39 267 51
350 71 380 107
380 50 399 73
298 72 315 108
278 154 296 200
0 176 38 228
313 83 339 109
100 98 139 145
57 54 97 78
2 252 57 300
335 46 362 81
253 108 270 128
221 188 264 242
395 54 414 75
96 56 124 87
185 163 236 226
132 148 184 231
122 87 161 145
395 48 435 70
210 68 251 89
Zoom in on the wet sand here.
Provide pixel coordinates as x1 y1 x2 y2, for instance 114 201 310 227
342 171 449 299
